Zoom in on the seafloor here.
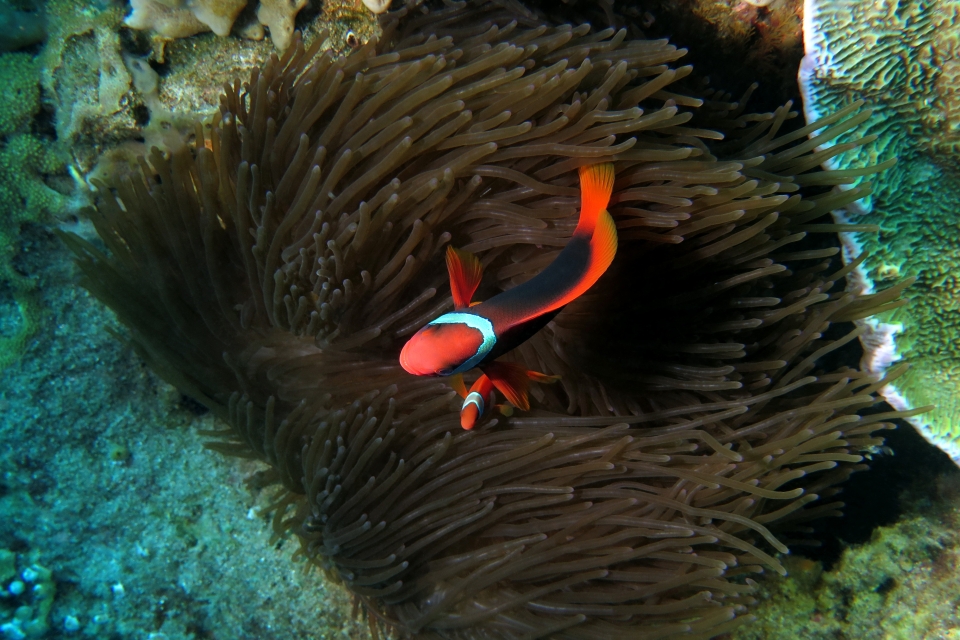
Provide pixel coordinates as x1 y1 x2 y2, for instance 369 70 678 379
2 0 960 638
1 229 373 638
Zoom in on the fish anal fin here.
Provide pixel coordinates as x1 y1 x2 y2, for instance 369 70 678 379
450 373 468 398
446 246 484 309
482 361 532 411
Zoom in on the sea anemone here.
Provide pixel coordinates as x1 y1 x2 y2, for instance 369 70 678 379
62 2 912 637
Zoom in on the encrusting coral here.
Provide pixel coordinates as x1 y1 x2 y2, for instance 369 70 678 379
64 1 915 637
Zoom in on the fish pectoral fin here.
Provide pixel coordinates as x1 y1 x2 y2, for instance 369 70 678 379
496 404 514 417
449 373 468 398
446 246 484 310
482 361 532 411
527 370 561 384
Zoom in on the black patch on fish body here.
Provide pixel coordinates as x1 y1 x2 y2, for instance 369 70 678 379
471 234 592 365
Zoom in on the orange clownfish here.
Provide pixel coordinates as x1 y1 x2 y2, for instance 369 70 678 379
399 162 617 429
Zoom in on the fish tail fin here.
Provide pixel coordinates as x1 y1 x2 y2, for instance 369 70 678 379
589 205 618 283
575 162 615 237
446 246 484 309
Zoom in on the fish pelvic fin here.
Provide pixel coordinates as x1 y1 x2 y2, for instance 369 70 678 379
483 361 532 411
575 162 615 238
446 246 484 310
482 362 558 412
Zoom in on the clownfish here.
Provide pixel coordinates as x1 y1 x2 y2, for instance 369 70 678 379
399 162 617 429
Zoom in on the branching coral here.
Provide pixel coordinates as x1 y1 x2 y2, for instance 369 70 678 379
64 2 911 637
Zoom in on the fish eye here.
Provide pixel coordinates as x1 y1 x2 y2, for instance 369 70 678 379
346 31 360 49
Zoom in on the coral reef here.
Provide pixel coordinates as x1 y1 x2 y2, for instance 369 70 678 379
799 0 960 463
63 2 912 636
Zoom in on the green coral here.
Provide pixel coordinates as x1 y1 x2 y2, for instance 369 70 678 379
0 52 39 137
799 0 960 462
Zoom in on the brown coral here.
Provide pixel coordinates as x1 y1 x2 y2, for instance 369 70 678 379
64 4 909 637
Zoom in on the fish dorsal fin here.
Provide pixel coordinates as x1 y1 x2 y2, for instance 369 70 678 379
482 361 532 411
449 373 468 398
446 246 484 310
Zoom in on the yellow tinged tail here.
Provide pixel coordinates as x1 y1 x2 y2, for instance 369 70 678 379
575 162 615 237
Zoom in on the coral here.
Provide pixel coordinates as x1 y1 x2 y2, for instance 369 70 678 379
256 0 307 51
124 0 248 39
0 48 66 373
799 0 960 463
0 52 39 138
0 132 65 370
0 135 68 220
124 0 313 52
361 0 392 13
124 0 210 40
62 2 912 635
0 549 55 639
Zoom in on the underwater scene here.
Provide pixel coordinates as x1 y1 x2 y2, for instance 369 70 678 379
3 0 960 638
